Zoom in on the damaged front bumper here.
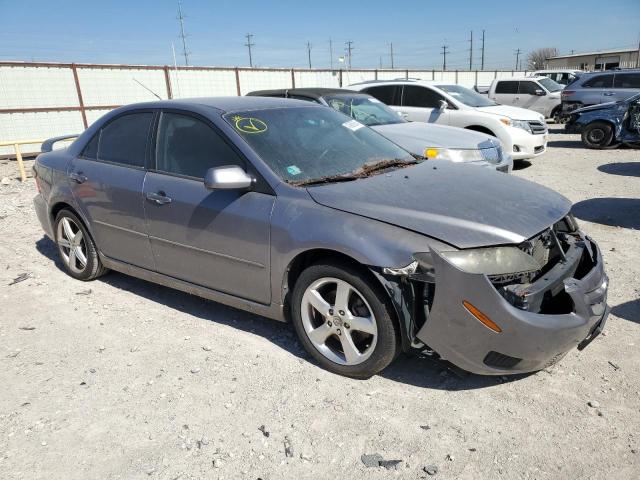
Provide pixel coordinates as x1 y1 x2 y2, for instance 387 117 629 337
377 233 609 375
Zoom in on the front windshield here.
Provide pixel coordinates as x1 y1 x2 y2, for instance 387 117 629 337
437 84 497 107
538 77 563 92
225 106 415 184
323 94 405 126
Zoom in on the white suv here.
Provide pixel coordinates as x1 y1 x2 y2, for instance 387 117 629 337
350 79 548 160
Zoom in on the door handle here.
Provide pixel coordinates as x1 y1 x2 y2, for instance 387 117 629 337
603 92 614 96
146 191 172 205
69 172 87 184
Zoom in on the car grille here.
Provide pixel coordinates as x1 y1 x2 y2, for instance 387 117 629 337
528 120 547 135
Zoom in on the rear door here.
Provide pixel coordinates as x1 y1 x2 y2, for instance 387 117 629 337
143 110 274 304
491 80 519 106
611 72 640 102
580 73 614 106
68 111 155 269
399 85 450 123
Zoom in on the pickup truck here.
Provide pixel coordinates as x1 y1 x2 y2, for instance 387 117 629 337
479 76 564 120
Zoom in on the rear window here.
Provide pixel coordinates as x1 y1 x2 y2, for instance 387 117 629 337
613 73 640 89
495 81 518 94
98 112 153 167
582 74 614 88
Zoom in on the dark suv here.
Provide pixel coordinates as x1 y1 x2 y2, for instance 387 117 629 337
561 69 640 115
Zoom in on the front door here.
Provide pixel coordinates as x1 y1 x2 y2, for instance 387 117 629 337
143 111 274 304
68 111 155 270
400 85 450 124
517 80 547 115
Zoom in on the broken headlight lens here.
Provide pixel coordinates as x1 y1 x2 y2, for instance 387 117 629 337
438 247 541 276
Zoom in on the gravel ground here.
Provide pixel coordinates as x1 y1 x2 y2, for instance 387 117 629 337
1 127 639 480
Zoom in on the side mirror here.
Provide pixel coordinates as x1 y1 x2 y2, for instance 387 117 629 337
534 89 546 96
438 99 448 111
204 165 254 190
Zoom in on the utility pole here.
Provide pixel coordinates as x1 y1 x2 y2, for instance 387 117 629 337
177 0 189 66
306 42 312 69
379 56 383 69
469 30 473 70
345 41 354 69
329 38 333 69
481 30 485 70
245 33 255 68
515 48 522 70
389 42 394 69
441 44 449 70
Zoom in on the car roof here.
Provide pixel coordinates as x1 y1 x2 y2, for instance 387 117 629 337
116 96 316 113
247 87 362 99
579 68 640 77
495 76 548 81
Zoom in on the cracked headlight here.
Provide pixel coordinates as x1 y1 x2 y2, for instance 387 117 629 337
424 147 502 164
438 247 541 276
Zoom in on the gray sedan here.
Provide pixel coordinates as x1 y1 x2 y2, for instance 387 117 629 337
247 88 513 172
33 97 608 378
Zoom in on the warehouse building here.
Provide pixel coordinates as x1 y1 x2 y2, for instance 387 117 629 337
546 47 640 71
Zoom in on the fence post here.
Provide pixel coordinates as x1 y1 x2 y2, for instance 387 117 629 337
494 70 498 79
235 68 241 96
339 69 343 87
14 144 26 182
405 69 409 80
455 70 458 83
291 68 295 88
163 66 173 99
71 63 88 129
374 69 378 80
432 69 435 80
475 70 478 86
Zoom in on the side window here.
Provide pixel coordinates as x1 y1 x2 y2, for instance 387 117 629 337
495 81 518 94
583 75 614 88
98 112 153 167
362 85 399 105
518 81 539 95
613 73 640 89
81 132 99 159
155 112 244 179
402 85 445 108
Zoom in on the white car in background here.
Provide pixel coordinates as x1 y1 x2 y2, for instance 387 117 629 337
486 76 563 119
350 79 548 160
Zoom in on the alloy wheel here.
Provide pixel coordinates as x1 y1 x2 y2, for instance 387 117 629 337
300 277 378 366
57 217 88 274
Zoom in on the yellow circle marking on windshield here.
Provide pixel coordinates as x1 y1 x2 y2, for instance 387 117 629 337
233 116 268 134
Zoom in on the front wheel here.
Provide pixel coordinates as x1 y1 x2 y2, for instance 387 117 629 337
291 263 399 378
581 121 614 149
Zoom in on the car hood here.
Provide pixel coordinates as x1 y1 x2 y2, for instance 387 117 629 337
306 160 571 249
476 104 544 121
372 122 499 154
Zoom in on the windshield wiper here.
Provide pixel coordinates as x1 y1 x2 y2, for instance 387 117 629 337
353 158 418 176
288 173 358 187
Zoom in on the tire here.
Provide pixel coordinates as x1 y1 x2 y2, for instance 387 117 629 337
550 106 562 123
54 209 107 281
291 262 400 378
581 121 614 149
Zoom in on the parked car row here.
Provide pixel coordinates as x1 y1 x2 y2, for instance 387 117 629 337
33 92 610 379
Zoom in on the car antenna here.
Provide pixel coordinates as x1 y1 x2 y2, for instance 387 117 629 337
132 78 162 100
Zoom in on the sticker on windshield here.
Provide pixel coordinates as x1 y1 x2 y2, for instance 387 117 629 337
232 115 268 134
286 165 302 176
343 119 364 131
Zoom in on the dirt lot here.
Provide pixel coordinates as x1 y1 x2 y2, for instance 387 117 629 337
1 127 639 480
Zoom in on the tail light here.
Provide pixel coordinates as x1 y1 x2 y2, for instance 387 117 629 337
561 90 575 97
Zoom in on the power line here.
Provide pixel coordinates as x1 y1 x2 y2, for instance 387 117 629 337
245 33 255 67
345 40 354 69
306 41 312 69
177 0 189 66
441 44 449 70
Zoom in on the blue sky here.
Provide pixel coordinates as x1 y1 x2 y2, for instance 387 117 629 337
1 0 638 69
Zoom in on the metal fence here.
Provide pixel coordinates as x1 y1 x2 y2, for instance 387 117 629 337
0 61 531 155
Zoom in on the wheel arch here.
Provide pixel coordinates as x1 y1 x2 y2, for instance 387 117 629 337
465 125 496 137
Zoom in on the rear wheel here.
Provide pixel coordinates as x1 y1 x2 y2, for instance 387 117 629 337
291 263 399 378
54 209 107 281
581 121 614 149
